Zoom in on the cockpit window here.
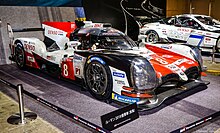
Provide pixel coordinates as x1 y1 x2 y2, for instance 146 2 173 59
71 27 137 50
97 34 135 50
195 16 220 26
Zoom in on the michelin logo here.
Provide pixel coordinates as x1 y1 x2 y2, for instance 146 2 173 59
112 93 139 104
89 57 105 64
113 72 125 78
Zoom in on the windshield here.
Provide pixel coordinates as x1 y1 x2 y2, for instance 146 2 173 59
195 16 220 26
160 17 181 25
97 33 137 50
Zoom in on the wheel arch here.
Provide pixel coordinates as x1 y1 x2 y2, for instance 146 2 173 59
84 55 113 100
85 54 134 82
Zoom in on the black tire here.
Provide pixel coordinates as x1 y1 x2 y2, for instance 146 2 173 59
216 37 220 53
85 61 112 100
14 42 26 69
145 30 159 43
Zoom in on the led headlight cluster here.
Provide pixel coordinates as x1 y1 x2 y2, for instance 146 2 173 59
131 58 157 90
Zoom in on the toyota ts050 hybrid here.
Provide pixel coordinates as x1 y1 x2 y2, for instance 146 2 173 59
7 21 208 110
140 14 220 52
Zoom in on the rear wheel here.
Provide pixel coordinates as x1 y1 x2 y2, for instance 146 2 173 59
216 37 220 53
145 30 159 42
15 43 26 69
85 61 112 100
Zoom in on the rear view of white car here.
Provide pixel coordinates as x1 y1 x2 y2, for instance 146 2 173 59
140 14 220 52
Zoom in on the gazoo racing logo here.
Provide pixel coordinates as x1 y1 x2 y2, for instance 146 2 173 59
113 72 125 78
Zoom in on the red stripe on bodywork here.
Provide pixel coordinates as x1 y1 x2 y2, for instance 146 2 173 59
145 44 199 78
43 22 77 37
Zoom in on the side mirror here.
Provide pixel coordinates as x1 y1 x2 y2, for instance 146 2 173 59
66 41 81 50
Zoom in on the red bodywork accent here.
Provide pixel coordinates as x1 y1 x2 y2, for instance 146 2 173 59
61 58 75 80
121 91 153 98
25 52 40 69
43 22 77 38
201 72 207 76
145 44 199 78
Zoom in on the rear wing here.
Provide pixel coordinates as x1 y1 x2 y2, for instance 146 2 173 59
82 21 112 28
7 23 43 42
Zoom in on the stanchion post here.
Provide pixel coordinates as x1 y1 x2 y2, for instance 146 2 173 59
212 46 215 63
7 84 37 125
17 84 25 124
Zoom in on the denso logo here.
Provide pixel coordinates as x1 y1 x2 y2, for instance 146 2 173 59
48 30 63 35
113 72 125 78
177 28 190 32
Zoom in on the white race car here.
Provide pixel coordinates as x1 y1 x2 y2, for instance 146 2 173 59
7 21 208 110
140 14 220 52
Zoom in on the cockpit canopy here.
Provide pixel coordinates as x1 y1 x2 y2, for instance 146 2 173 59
70 27 137 50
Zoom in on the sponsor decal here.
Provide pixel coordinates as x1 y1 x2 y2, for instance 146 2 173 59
101 33 120 36
177 28 191 32
75 67 80 76
155 57 168 65
115 79 125 85
178 116 213 133
93 23 103 27
112 93 139 104
174 58 188 65
27 56 35 62
24 43 35 51
36 98 58 111
161 45 172 49
46 56 56 61
48 30 64 36
74 55 82 60
162 55 173 58
113 72 125 78
101 103 139 131
88 57 105 64
166 64 188 81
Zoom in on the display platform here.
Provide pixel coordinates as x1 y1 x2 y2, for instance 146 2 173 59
0 64 220 133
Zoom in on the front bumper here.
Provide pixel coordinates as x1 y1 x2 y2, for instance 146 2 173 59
129 80 209 111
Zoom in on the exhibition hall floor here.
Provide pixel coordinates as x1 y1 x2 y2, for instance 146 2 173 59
0 60 220 133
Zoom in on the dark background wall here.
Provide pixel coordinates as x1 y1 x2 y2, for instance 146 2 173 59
83 0 166 40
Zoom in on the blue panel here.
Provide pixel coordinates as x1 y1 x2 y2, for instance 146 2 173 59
189 34 204 47
0 0 82 7
189 34 204 39
74 7 86 21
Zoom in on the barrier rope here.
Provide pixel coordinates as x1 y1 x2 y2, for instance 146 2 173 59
0 77 111 133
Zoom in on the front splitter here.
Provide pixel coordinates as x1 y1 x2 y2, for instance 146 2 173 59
137 80 210 111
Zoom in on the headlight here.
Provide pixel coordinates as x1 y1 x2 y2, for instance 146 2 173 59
131 58 157 90
190 47 203 68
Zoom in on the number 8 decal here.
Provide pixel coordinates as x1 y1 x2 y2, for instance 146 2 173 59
61 59 75 80
63 64 68 76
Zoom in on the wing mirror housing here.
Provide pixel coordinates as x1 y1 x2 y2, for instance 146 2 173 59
66 41 81 50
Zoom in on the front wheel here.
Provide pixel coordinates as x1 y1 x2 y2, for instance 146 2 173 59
15 43 26 69
85 61 112 100
145 30 159 43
